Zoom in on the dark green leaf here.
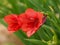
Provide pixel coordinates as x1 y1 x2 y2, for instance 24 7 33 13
25 39 48 45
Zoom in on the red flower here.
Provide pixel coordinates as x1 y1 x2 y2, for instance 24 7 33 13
19 8 46 37
4 14 22 33
4 8 46 37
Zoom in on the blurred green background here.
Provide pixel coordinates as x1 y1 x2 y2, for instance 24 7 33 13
0 0 60 45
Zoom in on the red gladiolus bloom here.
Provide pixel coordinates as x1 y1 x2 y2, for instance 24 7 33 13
4 8 46 37
4 14 22 33
19 8 46 37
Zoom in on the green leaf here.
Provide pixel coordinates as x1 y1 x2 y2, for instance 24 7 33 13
8 0 26 14
37 28 52 41
0 5 11 18
42 25 54 39
19 0 25 3
0 19 7 27
46 0 60 13
25 39 48 45
24 0 45 11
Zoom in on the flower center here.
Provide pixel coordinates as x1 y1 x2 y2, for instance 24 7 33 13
27 17 39 28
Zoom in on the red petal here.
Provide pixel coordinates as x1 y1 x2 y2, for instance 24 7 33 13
25 8 37 18
8 24 20 32
37 12 44 25
4 14 18 24
4 14 22 32
19 13 26 23
26 29 36 37
21 24 38 37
